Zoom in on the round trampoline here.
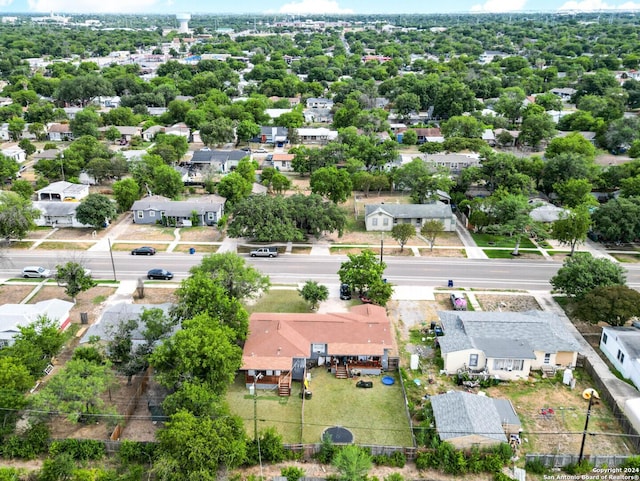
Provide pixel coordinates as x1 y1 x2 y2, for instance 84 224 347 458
382 375 395 385
322 426 354 444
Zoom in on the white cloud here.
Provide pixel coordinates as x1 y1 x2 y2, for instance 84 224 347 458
0 0 14 6
278 0 354 14
558 0 640 9
471 0 528 12
27 0 162 13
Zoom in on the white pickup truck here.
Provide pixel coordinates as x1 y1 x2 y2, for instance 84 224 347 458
250 247 278 258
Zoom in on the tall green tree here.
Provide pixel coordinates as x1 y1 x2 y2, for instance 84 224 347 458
487 191 540 256
592 197 640 243
574 285 640 326
190 252 270 301
310 166 353 204
551 206 591 256
75 194 117 229
390 223 415 252
0 191 38 241
200 118 235 146
332 445 373 481
338 250 385 295
55 261 96 302
217 172 252 207
421 220 445 252
150 314 242 393
298 281 329 310
112 178 140 212
551 252 626 298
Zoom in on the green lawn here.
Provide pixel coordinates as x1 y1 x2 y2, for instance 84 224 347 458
302 369 413 446
483 249 542 259
245 289 310 314
471 233 536 249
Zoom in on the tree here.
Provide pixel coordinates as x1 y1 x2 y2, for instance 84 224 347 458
421 220 445 252
70 108 100 138
394 92 421 118
217 172 252 207
494 87 526 125
310 166 353 204
190 252 270 301
574 285 640 326
236 119 260 144
441 115 484 139
171 272 249 341
333 445 372 481
552 206 591 256
401 129 417 145
162 381 224 417
104 126 121 143
200 118 235 146
112 178 140 212
541 153 599 195
29 359 115 423
75 194 117 229
488 191 539 256
519 113 556 150
153 164 183 199
391 224 415 252
155 409 247 481
298 281 329 310
55 261 96 302
338 250 385 295
551 252 626 298
18 138 36 156
228 195 302 241
545 132 597 161
553 179 597 208
0 191 38 241
150 314 242 393
7 116 25 141
592 197 640 243
0 154 19 181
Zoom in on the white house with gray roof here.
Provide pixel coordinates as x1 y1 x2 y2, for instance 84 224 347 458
438 310 580 380
431 391 520 449
131 195 225 226
33 201 91 228
364 202 456 232
0 299 74 347
600 327 640 391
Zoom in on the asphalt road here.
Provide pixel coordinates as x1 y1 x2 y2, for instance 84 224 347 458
5 250 640 290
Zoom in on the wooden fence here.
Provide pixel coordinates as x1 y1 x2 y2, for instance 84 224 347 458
109 367 152 441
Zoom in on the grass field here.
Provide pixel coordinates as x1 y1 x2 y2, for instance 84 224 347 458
471 233 537 249
245 289 310 314
483 249 543 259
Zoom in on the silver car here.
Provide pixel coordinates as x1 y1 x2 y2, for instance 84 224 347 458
22 266 51 278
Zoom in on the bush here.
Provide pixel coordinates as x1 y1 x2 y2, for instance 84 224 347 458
415 451 437 470
49 439 105 460
315 435 337 464
621 456 640 469
494 472 513 481
384 474 405 481
117 440 155 464
525 457 548 474
281 466 305 481
1 423 50 459
565 460 594 475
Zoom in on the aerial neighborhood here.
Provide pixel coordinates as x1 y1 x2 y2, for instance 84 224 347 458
2 7 640 481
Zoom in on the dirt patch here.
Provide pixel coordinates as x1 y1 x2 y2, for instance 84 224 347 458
133 287 178 304
0 284 38 304
418 248 466 257
475 294 541 311
117 225 175 241
178 227 224 242
47 228 101 240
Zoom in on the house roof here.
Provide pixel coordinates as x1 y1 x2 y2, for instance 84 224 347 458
80 302 174 344
33 149 60 160
241 304 395 371
272 153 294 161
33 201 80 216
602 326 640 360
530 204 567 223
437 310 581 357
190 149 248 163
431 391 509 443
0 299 74 334
37 181 88 196
48 123 71 133
131 197 224 216
364 202 453 220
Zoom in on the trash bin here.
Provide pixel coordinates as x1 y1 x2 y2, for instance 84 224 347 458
448 279 454 287
304 390 312 400
189 247 195 255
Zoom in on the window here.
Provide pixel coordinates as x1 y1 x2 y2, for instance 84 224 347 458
372 218 378 227
136 211 143 219
602 332 608 344
544 353 551 365
383 217 389 226
149 211 155 217
493 359 524 371
207 212 215 220
617 350 625 363
469 354 478 367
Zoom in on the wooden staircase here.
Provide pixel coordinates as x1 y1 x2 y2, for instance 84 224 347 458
278 373 291 396
335 365 348 379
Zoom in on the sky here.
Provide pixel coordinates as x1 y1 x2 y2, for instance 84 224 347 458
1 0 639 15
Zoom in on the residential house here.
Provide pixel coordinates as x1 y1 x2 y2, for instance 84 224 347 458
62 107 82 120
265 108 292 120
36 181 90 202
413 127 443 144
142 125 163 142
600 327 640 390
98 126 142 142
131 195 225 226
529 202 567 223
147 107 168 117
47 123 73 141
187 149 249 173
306 97 334 109
296 127 338 144
303 107 333 123
241 304 397 396
253 126 288 145
0 299 74 347
364 202 456 232
0 123 10 141
33 201 91 228
33 149 60 163
271 153 295 172
2 147 25 164
479 50 509 64
93 96 121 108
438 310 581 380
550 87 577 101
79 302 175 347
164 123 190 140
431 391 521 449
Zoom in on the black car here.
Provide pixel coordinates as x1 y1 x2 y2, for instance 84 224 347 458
147 268 173 280
131 246 156 256
339 283 352 300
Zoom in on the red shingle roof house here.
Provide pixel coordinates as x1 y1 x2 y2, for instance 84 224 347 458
241 305 397 396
